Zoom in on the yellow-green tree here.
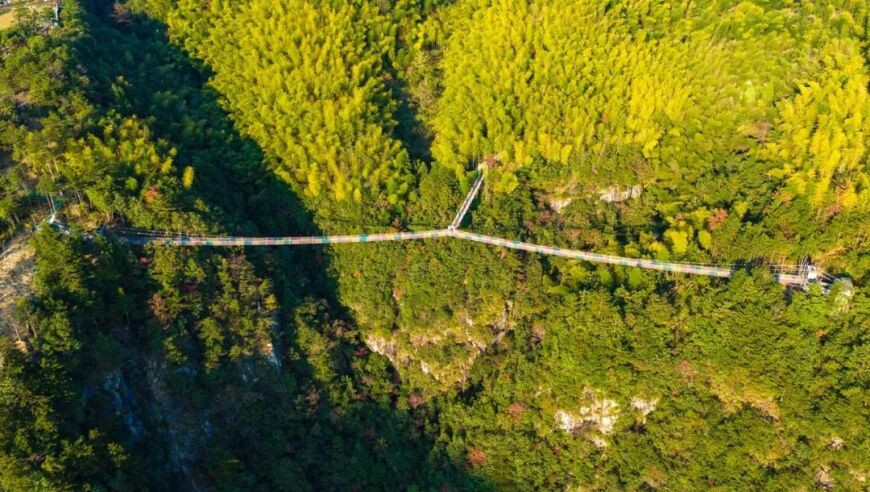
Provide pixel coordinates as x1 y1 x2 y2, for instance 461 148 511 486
166 0 414 203
764 38 869 212
432 0 817 192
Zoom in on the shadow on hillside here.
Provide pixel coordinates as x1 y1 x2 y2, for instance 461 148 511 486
387 65 434 163
74 1 487 490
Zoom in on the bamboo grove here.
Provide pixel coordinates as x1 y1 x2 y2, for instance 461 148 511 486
0 1 867 490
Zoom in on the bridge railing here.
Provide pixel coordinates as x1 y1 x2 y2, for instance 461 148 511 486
39 168 841 291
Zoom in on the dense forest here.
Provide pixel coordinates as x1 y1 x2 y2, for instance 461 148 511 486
0 0 867 490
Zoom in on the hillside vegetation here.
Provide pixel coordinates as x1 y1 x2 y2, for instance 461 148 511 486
0 1 867 490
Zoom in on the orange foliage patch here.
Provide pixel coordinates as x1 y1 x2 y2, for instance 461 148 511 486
468 448 487 468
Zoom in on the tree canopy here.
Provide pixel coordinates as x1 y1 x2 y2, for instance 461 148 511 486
0 0 866 490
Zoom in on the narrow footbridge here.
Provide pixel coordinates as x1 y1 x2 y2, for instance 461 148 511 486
101 171 834 289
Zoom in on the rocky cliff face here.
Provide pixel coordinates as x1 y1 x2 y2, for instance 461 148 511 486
597 184 642 203
555 395 620 448
366 301 515 390
554 391 661 448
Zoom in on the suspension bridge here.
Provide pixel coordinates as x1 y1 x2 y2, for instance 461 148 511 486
95 169 838 291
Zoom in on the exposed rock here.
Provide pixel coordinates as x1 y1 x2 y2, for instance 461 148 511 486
364 302 515 389
555 395 620 447
259 325 281 370
816 466 834 491
410 333 445 348
548 197 573 213
829 437 844 450
492 300 513 332
584 399 619 434
101 370 145 442
598 184 642 203
260 339 280 368
366 335 415 371
590 436 608 448
145 357 209 488
631 397 659 424
366 335 402 363
555 410 581 431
